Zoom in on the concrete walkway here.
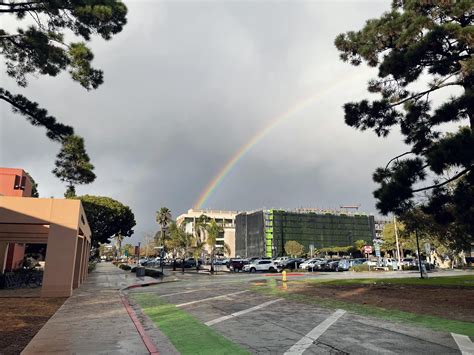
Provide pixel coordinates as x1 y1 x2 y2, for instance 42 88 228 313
22 262 162 354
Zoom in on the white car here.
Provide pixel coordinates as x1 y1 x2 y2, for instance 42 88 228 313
301 258 319 270
243 259 277 273
273 256 290 266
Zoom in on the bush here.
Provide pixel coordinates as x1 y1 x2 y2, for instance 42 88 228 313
88 261 97 273
131 266 137 272
119 264 131 271
145 269 163 278
402 265 419 271
350 264 370 272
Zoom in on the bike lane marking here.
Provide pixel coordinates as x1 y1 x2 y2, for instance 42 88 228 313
452 333 474 355
175 290 249 307
205 298 283 326
283 309 346 355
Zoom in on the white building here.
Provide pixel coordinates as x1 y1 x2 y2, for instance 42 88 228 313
176 209 238 257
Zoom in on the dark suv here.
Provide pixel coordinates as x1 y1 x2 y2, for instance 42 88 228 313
228 259 248 272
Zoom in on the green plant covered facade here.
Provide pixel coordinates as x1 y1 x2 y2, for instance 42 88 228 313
235 209 375 257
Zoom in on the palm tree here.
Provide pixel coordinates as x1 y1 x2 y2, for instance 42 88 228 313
156 207 172 248
194 214 210 269
206 219 231 274
167 221 193 272
194 214 210 243
192 238 206 272
114 232 124 259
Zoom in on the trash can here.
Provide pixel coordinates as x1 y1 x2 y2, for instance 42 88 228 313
136 267 145 277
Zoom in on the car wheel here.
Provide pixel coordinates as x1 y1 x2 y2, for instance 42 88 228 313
269 267 275 272
250 267 256 273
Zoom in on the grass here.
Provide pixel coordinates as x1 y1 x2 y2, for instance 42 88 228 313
252 282 474 337
129 293 249 355
303 275 474 287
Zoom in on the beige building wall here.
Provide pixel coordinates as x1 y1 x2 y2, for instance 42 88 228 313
176 209 238 258
0 196 91 297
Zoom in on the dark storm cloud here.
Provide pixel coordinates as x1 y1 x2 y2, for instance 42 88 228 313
1 1 398 244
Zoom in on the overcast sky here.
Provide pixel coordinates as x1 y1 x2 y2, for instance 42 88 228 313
1 0 407 244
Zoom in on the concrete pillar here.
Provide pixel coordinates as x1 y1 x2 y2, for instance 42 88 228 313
86 241 90 278
81 240 89 282
0 242 8 273
41 224 78 297
73 237 84 288
81 239 88 282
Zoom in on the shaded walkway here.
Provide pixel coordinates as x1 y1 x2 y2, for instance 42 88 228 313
22 262 160 354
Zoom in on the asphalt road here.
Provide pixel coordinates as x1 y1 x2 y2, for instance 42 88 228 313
128 271 472 354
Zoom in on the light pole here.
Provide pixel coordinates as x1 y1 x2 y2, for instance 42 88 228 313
415 229 424 279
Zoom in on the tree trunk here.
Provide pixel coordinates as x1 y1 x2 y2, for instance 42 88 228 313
210 250 214 274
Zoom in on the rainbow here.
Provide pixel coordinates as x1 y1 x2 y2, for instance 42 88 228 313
193 73 362 209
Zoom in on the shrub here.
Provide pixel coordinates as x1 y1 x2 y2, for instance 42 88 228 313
88 261 97 273
350 264 370 272
119 264 131 271
131 266 137 273
402 265 419 271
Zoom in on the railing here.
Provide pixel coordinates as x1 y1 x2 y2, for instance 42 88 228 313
0 269 43 289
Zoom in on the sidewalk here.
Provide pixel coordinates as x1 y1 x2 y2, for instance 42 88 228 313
22 262 163 354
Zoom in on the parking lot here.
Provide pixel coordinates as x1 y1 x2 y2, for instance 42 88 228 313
127 273 470 354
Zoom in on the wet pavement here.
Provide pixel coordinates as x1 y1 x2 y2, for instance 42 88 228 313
21 262 161 354
128 271 471 354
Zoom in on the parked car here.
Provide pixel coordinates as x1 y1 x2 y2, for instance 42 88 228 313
278 258 305 270
335 259 352 271
228 259 249 272
306 259 328 271
273 256 290 266
325 260 340 271
301 258 318 270
335 258 365 271
213 259 228 265
138 258 149 265
243 259 277 273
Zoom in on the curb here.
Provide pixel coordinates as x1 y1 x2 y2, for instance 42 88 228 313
120 292 159 355
264 273 305 277
119 279 180 353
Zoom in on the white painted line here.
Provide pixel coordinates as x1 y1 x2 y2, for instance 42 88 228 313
284 309 346 355
176 290 249 307
159 289 201 297
205 298 283 326
452 333 474 355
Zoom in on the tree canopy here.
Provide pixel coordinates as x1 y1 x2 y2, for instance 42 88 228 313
1 0 128 176
25 171 39 197
284 240 304 257
74 195 135 246
52 135 96 197
335 0 473 245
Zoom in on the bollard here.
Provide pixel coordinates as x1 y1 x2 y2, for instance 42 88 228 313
282 270 287 282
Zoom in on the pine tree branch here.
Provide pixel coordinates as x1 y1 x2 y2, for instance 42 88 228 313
412 167 472 193
0 88 73 141
389 82 461 108
385 151 415 169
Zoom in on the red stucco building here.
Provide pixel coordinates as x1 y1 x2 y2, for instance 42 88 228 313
0 168 33 271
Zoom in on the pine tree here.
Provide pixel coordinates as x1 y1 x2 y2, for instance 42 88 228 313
53 135 96 197
335 0 473 248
